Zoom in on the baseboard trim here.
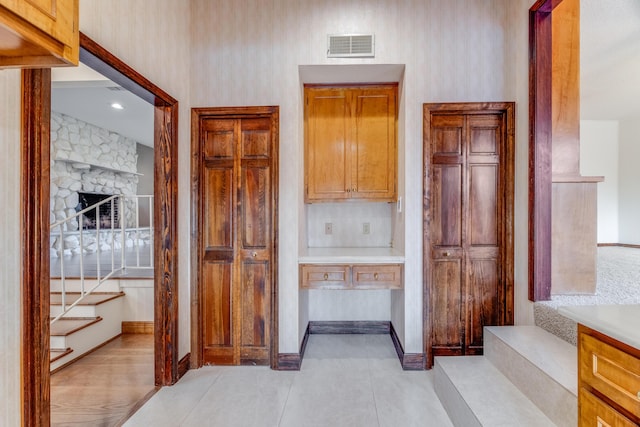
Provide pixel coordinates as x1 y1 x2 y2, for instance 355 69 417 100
390 323 425 370
277 324 310 371
122 321 154 334
177 353 190 380
308 320 390 334
598 243 640 249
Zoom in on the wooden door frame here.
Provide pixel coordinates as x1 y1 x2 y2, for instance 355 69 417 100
528 0 565 301
423 102 515 369
22 33 180 426
190 106 280 369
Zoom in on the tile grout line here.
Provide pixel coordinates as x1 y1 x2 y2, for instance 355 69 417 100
276 370 297 427
366 343 383 427
176 369 224 427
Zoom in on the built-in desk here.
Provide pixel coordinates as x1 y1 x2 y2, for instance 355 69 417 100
299 248 404 290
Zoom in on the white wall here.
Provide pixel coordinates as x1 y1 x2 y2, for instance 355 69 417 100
79 0 192 359
190 0 534 353
618 119 640 244
580 120 619 243
0 69 22 427
136 143 154 227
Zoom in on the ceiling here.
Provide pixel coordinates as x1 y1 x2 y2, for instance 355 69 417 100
51 63 154 147
50 0 638 147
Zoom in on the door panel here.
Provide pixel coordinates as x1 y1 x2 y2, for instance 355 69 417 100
431 259 463 355
240 260 270 362
241 118 271 159
468 165 498 246
431 165 462 247
203 166 234 251
466 258 499 351
202 262 234 364
203 119 235 159
431 115 464 156
241 165 269 249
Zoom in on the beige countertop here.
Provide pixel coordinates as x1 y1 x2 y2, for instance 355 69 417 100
558 304 640 350
298 247 404 264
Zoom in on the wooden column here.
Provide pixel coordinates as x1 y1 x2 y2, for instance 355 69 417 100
550 0 604 295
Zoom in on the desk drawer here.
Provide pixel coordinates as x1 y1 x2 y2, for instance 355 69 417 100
579 387 637 427
580 332 640 418
352 264 403 289
300 264 350 289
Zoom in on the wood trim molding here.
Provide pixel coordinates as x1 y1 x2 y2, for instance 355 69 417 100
21 33 180 425
276 323 309 371
390 323 425 371
21 67 52 427
529 0 565 301
78 32 180 387
178 353 191 380
597 243 640 249
122 321 154 334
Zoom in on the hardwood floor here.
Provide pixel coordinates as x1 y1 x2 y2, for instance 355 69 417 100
51 334 156 427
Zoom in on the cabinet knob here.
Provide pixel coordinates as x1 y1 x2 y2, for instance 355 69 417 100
374 273 379 280
443 251 450 257
637 391 640 400
252 252 257 257
352 188 356 192
347 188 351 193
323 273 329 280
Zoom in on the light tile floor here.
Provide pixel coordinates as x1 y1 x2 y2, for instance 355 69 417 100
124 334 454 427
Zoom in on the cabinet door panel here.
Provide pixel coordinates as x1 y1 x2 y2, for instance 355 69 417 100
306 91 349 200
353 89 396 198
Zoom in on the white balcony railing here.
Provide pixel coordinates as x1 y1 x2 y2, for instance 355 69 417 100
50 195 153 324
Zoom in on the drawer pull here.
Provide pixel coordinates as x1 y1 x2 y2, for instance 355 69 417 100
323 273 328 280
443 251 450 257
374 273 379 280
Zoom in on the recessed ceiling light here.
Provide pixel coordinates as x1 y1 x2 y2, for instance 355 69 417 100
111 102 124 110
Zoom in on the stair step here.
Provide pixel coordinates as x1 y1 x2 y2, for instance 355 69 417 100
50 348 73 362
434 356 556 426
50 317 103 336
484 326 577 427
50 291 125 306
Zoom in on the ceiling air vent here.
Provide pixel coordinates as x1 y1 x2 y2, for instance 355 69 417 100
327 34 375 58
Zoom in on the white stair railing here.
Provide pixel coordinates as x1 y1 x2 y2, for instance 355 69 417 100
50 195 153 324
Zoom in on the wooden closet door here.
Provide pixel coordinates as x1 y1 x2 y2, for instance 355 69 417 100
199 114 275 366
425 104 513 365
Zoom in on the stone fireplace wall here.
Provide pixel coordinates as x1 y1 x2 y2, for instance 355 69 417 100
50 112 149 255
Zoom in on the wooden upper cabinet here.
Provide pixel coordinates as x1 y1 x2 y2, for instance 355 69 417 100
0 0 79 68
304 85 397 203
